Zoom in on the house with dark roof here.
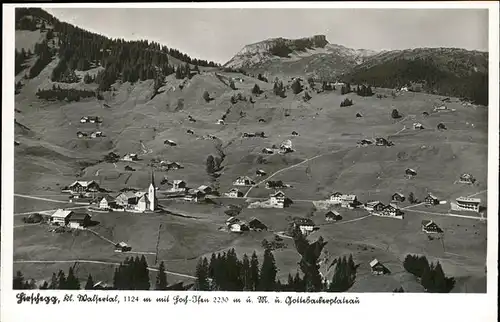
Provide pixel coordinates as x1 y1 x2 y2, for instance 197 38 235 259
225 188 243 198
405 168 417 178
165 161 183 170
292 217 316 236
68 180 100 194
233 176 255 186
370 259 390 275
184 189 206 202
424 194 439 206
375 137 391 146
169 180 187 192
256 169 267 177
197 185 212 195
115 242 131 252
391 192 405 203
325 210 342 222
341 194 358 209
364 201 385 212
329 192 343 204
421 220 443 233
164 139 177 146
68 213 91 229
88 116 100 123
459 173 476 184
269 190 290 208
248 218 268 231
226 216 240 226
378 204 404 218
358 139 373 146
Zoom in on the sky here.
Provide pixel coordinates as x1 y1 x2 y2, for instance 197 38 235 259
44 8 489 64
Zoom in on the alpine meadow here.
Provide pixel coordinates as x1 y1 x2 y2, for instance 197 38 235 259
12 7 489 293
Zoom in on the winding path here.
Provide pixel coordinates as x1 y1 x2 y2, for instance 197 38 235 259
14 206 91 216
243 147 352 198
403 208 485 220
14 194 68 204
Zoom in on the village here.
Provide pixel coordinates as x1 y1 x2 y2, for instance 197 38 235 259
14 68 488 291
12 42 486 292
38 104 484 264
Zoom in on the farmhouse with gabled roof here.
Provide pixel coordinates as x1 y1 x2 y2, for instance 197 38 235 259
424 193 439 205
364 201 385 212
225 188 243 198
459 173 476 184
269 190 288 208
68 180 100 194
233 176 255 186
391 192 405 203
325 210 342 222
370 259 389 275
421 220 443 233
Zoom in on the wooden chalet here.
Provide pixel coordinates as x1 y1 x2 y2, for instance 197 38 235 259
325 210 342 222
248 218 268 231
370 259 389 275
391 192 405 203
424 194 439 205
421 220 443 234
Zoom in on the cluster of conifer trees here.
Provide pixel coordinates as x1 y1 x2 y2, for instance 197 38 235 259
113 256 151 290
192 227 359 292
340 83 353 95
15 48 32 75
15 8 220 92
343 57 488 105
28 41 54 79
273 78 286 97
355 84 374 97
13 250 455 293
14 267 81 290
403 255 455 293
36 86 95 102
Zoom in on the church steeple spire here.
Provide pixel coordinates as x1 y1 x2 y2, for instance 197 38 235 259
148 168 156 211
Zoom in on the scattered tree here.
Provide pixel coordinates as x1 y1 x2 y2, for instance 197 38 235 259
155 261 168 290
194 258 210 291
259 248 278 291
252 84 262 95
229 79 236 90
391 109 401 119
356 84 374 97
291 78 303 94
202 90 211 102
303 91 312 102
13 271 25 289
340 98 353 107
84 274 94 290
408 192 417 204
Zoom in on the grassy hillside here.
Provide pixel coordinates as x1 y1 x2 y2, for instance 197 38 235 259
13 8 488 293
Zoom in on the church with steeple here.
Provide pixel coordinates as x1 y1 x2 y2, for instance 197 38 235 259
107 169 158 213
134 170 157 212
148 170 157 211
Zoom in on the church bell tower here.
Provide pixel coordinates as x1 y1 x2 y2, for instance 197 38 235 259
148 170 156 211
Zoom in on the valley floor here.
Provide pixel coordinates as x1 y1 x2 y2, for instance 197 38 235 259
13 72 489 292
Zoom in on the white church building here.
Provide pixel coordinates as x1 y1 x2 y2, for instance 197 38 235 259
111 171 157 212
